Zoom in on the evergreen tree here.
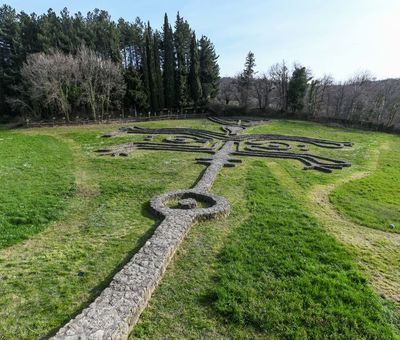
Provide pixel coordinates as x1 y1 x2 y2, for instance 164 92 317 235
144 23 158 112
153 31 164 111
141 28 151 111
18 11 41 57
174 12 191 108
238 51 256 107
288 66 309 113
85 9 121 63
188 32 202 105
72 12 88 51
162 13 176 109
37 9 62 51
58 7 74 53
130 18 145 69
0 5 22 118
199 35 219 103
118 18 131 67
66 9 86 54
123 66 148 114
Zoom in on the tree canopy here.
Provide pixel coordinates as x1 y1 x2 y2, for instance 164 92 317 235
288 66 309 113
0 6 220 121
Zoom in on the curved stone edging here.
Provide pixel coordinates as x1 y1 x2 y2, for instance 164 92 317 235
52 197 229 339
52 130 234 339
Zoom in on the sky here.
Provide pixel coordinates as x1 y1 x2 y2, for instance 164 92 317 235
5 0 400 80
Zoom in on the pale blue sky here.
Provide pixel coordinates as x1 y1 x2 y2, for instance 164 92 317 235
6 0 400 80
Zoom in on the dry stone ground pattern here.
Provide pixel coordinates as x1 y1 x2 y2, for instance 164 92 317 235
53 117 352 339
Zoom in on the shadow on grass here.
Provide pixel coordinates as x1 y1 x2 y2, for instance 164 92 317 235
44 201 162 339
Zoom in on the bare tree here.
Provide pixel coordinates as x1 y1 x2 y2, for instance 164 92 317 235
217 78 238 105
269 61 289 111
331 81 345 118
76 46 125 121
15 46 125 121
254 74 274 110
214 61 400 132
307 74 333 117
386 98 400 128
343 71 372 120
364 80 400 126
378 80 400 128
19 50 78 121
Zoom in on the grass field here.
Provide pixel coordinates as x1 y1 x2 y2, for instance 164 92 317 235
0 133 74 248
0 119 399 338
331 140 400 231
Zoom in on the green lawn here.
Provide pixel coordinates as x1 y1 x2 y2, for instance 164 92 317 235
0 132 74 248
331 140 400 232
213 164 396 338
0 119 399 338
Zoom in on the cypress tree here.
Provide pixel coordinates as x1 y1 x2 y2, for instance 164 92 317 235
140 26 150 111
162 13 176 109
145 24 155 112
144 22 159 113
174 12 191 108
188 32 202 105
199 35 219 103
153 31 164 111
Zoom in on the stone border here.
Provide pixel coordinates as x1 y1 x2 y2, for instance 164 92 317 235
163 135 210 144
53 191 229 339
233 148 351 173
99 125 352 173
96 142 217 157
246 140 292 151
52 133 234 339
207 116 267 127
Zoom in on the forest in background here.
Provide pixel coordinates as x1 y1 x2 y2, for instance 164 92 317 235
1 5 400 132
217 52 400 131
0 5 219 122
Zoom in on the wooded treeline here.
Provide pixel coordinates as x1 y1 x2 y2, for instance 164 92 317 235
0 5 219 122
217 52 400 131
2 5 399 130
